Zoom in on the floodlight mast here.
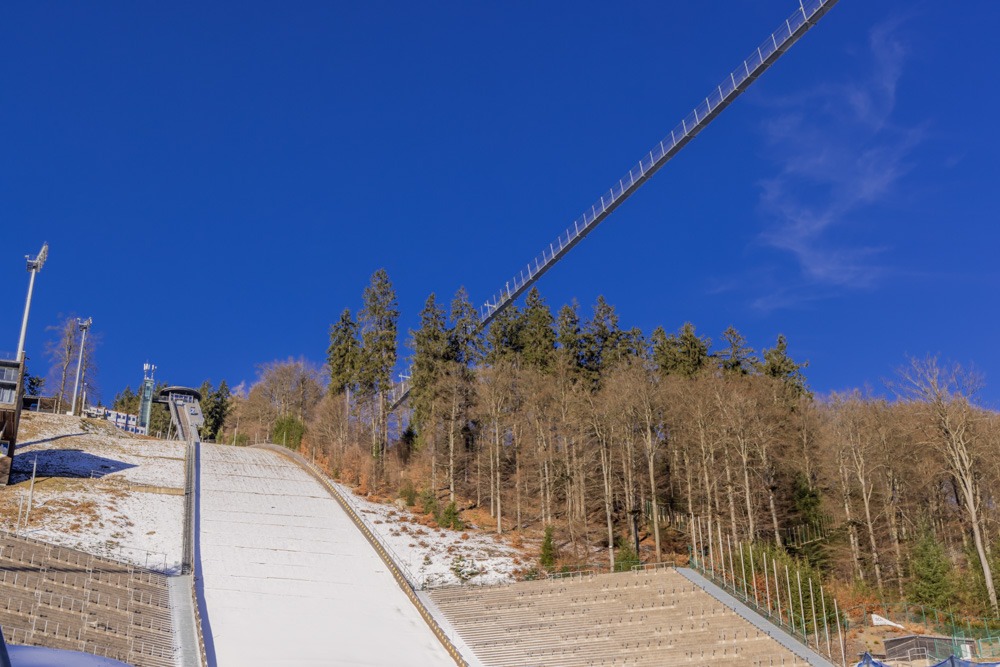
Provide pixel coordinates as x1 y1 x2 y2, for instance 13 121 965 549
16 243 49 363
70 317 93 416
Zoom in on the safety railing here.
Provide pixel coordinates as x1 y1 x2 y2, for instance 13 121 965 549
478 0 837 324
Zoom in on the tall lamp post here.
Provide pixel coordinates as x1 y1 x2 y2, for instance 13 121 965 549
16 243 49 362
70 318 92 416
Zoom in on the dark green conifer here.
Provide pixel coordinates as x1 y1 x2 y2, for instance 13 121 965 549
327 308 359 396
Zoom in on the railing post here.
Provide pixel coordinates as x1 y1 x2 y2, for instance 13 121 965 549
773 558 783 625
834 598 846 667
763 551 772 614
821 585 831 657
797 570 807 645
809 577 820 649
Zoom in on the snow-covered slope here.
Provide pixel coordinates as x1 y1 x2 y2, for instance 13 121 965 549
1 413 184 572
197 444 454 666
332 481 521 588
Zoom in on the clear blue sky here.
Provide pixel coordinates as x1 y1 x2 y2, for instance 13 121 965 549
2 2 998 405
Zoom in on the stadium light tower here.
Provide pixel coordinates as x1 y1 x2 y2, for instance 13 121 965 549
16 243 49 362
70 317 92 416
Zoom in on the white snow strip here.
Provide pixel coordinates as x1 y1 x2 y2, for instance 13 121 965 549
198 444 454 666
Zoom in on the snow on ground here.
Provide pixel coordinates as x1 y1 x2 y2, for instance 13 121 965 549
0 412 185 572
331 481 522 589
198 444 454 666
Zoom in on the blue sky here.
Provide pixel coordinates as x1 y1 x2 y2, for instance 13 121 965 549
2 2 999 405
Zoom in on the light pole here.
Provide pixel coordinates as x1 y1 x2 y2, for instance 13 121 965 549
16 243 49 362
70 318 92 416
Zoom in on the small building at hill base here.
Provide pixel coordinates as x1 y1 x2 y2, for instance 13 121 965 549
0 357 25 485
884 634 977 662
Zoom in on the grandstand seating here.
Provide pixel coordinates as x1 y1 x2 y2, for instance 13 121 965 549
0 531 174 667
430 567 813 667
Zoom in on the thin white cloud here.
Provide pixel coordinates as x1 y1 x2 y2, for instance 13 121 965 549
751 16 921 306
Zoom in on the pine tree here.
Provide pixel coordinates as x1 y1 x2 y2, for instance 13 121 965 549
198 380 213 409
356 269 399 461
651 322 711 378
113 386 139 413
555 302 585 379
22 372 45 397
203 380 231 441
718 326 758 375
410 294 449 438
540 525 558 569
908 532 955 610
582 296 624 384
442 287 480 502
519 287 556 372
327 308 359 396
760 334 809 398
447 286 483 367
485 303 523 366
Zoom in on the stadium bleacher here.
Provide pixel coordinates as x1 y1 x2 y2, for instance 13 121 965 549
431 566 815 667
0 531 174 667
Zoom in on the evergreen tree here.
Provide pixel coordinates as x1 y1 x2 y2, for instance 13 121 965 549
485 303 523 366
519 287 556 372
718 326 758 375
760 334 809 398
555 302 585 378
273 414 305 448
198 380 213 409
582 296 624 384
620 326 648 361
22 372 45 397
113 386 139 413
410 294 449 437
203 380 231 441
908 532 955 610
356 269 399 460
614 537 641 572
448 286 483 367
651 323 711 378
539 525 558 569
327 308 359 396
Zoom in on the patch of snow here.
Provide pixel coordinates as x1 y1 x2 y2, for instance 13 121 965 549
2 413 185 573
330 481 521 589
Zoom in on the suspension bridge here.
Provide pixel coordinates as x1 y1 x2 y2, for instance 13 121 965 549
387 0 840 412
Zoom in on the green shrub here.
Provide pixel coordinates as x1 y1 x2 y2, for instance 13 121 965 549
907 530 955 609
614 538 641 572
540 525 558 569
399 480 417 506
421 488 439 517
272 415 305 448
440 502 464 530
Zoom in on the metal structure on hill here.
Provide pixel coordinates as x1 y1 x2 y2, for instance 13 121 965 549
388 0 840 412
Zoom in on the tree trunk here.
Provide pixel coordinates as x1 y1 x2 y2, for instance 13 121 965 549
839 451 864 581
448 394 457 503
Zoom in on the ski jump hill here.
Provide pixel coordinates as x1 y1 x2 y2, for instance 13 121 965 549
193 443 455 666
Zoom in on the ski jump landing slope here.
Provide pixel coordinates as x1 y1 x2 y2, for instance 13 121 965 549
197 444 454 666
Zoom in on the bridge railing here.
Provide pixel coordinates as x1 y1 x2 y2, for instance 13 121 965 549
477 0 834 324
386 0 837 411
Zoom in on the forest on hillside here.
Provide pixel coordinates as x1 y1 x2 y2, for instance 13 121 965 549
128 269 1000 618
